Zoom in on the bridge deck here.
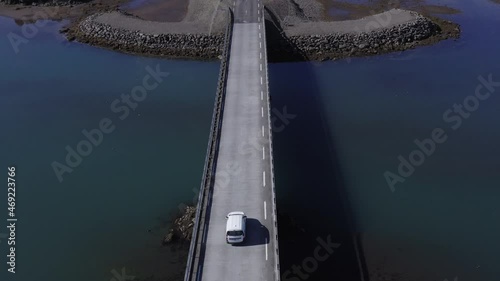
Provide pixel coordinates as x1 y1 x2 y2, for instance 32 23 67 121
200 0 278 280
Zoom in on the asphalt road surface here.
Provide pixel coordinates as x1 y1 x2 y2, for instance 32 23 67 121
200 0 279 280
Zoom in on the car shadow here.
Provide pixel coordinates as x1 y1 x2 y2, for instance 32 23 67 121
232 218 269 247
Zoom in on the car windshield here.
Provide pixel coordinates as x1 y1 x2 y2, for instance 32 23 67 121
227 231 243 236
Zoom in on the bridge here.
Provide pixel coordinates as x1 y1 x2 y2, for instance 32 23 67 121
184 0 280 280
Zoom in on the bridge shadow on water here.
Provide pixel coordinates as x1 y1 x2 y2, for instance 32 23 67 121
233 218 269 247
265 18 369 281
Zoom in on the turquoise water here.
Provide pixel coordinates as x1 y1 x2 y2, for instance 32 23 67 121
0 17 218 281
1 0 500 280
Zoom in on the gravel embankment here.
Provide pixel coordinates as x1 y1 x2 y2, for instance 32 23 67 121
69 12 227 59
95 11 210 34
264 8 459 61
289 15 439 60
183 0 229 32
65 0 233 59
264 0 324 25
285 9 420 35
66 0 459 61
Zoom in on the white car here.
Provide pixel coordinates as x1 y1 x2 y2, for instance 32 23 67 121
225 211 247 244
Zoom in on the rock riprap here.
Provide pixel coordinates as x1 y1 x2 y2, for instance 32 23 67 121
73 14 224 59
163 206 196 245
287 15 442 60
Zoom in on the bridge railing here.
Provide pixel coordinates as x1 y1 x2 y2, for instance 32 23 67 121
184 8 234 281
261 7 281 281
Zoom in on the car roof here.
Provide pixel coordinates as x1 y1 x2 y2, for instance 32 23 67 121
226 213 245 231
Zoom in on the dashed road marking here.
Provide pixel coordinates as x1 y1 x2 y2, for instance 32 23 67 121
261 106 264 117
263 146 265 159
264 201 267 220
260 63 262 71
260 42 262 49
260 76 263 85
260 52 262 59
263 171 266 186
261 91 263 100
265 238 268 260
262 125 265 136
259 33 261 39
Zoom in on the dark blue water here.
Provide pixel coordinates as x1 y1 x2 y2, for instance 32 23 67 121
0 16 218 281
271 1 500 280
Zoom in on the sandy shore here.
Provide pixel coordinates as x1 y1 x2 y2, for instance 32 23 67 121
121 0 187 22
317 0 462 21
285 9 423 36
94 11 209 34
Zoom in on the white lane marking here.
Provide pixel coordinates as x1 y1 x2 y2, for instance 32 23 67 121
259 33 261 39
259 24 261 30
261 106 264 117
262 125 265 136
233 1 235 6
260 42 262 49
263 171 266 186
258 3 260 8
265 238 268 260
260 63 262 71
264 201 267 220
258 9 260 15
260 52 262 59
261 91 263 100
263 146 265 159
260 76 263 85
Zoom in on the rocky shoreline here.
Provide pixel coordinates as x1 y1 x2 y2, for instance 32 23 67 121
64 7 460 61
163 206 196 245
285 15 458 61
1 0 462 61
264 8 460 62
67 13 224 60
